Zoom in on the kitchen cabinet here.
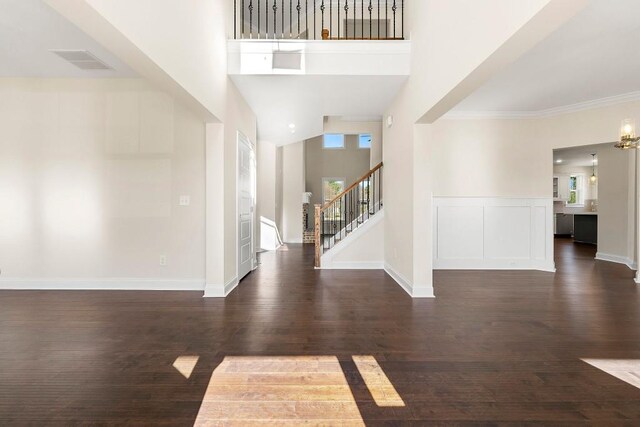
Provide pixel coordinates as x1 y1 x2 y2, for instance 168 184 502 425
574 213 597 245
555 213 574 236
554 175 570 201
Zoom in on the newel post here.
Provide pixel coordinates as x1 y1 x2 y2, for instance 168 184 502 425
314 204 321 268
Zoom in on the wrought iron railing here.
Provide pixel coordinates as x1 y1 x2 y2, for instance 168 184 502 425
234 1 404 40
314 162 383 267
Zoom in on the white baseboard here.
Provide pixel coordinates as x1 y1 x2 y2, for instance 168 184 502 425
435 259 556 272
204 276 239 298
320 261 384 270
384 263 435 298
0 278 205 291
596 252 637 270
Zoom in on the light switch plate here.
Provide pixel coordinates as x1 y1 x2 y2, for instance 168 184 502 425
179 195 190 206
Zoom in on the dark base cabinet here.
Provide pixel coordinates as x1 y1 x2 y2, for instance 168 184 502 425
574 214 597 245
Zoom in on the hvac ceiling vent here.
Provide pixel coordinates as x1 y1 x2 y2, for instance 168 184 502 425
50 50 113 71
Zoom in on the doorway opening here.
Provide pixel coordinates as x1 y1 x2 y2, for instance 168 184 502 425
552 143 636 269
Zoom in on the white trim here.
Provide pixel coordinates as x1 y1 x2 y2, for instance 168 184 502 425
444 91 640 120
384 262 435 298
204 276 239 298
596 252 637 270
433 197 555 272
322 261 384 270
0 278 205 291
284 238 304 244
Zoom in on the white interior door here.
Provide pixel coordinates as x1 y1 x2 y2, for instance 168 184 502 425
238 132 255 282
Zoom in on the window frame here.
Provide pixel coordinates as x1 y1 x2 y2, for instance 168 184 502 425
358 133 372 149
323 133 346 150
322 177 346 204
566 174 585 207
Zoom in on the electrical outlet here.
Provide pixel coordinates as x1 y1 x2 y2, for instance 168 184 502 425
160 255 167 266
179 195 190 206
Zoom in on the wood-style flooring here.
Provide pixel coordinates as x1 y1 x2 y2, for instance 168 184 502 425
1 238 640 424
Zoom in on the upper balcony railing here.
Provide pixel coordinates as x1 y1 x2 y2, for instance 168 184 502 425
234 0 404 41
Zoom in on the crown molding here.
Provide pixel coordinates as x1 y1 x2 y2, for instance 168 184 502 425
444 91 640 120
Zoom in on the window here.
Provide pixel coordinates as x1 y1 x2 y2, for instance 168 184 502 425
323 134 345 149
359 134 372 149
567 174 585 206
322 178 346 220
322 178 345 203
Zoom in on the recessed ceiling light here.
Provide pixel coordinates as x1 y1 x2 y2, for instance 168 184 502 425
288 123 296 129
556 159 563 164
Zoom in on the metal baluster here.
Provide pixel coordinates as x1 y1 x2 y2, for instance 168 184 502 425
385 0 388 38
306 0 309 39
368 0 372 39
392 0 396 39
265 0 268 37
367 176 371 217
372 170 375 213
361 0 364 39
234 0 237 38
297 0 301 37
249 0 253 38
330 0 332 38
344 0 349 39
257 0 260 38
377 0 380 39
290 0 292 38
337 0 340 39
242 0 245 37
320 1 325 38
313 0 316 39
273 0 277 38
281 0 284 39
401 0 403 39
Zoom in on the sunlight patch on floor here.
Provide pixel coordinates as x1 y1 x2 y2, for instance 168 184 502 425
582 358 640 389
194 356 365 426
172 355 199 379
352 355 405 407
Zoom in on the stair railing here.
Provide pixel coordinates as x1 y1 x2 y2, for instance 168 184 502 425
234 0 404 40
314 162 383 267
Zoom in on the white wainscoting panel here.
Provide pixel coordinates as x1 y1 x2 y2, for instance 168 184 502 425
433 198 555 271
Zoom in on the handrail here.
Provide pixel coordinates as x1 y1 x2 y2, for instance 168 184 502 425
321 162 382 212
315 162 383 267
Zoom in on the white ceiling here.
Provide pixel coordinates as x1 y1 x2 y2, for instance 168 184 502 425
231 74 407 144
452 0 640 115
0 0 137 78
553 143 612 167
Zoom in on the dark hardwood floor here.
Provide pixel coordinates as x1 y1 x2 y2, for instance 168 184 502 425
1 238 640 424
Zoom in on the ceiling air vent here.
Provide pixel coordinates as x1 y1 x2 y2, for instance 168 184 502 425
49 50 113 71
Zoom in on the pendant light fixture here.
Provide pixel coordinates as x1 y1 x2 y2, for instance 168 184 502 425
589 153 597 184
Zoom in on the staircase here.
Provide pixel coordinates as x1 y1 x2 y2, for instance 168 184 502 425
314 162 383 267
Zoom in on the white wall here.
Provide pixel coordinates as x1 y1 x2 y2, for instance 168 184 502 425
429 101 640 271
382 0 582 297
0 78 206 289
323 117 384 167
433 198 554 271
597 147 635 266
281 141 305 243
321 210 384 270
80 0 230 120
257 139 281 250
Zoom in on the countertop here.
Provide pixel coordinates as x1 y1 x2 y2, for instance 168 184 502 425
554 212 598 216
